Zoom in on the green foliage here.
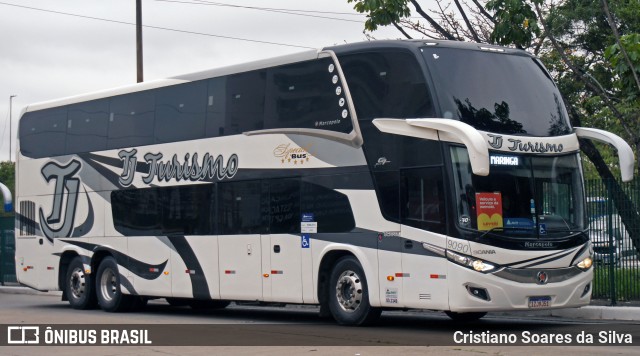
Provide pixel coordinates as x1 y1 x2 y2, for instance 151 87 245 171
605 33 640 100
0 162 14 217
348 0 411 31
486 0 542 48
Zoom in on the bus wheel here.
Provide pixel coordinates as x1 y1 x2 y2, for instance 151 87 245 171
96 256 133 312
328 256 381 326
445 311 487 321
65 256 97 309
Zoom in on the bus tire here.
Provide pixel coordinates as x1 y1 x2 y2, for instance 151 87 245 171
445 311 487 321
328 256 381 326
96 256 133 312
65 256 97 310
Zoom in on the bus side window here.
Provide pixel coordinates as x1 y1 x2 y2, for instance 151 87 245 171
264 58 352 134
223 70 266 135
400 167 446 234
300 178 355 233
108 91 156 149
338 51 435 121
19 107 68 158
218 181 266 235
66 99 109 154
269 179 301 234
154 81 207 143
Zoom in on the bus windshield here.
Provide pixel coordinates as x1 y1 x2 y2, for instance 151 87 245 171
421 47 571 136
450 146 586 238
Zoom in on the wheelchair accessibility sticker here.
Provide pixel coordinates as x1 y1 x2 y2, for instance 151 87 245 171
301 235 310 249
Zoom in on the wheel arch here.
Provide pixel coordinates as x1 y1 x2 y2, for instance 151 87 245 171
316 245 380 308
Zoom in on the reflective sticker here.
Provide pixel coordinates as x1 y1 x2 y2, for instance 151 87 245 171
385 288 398 304
301 222 317 233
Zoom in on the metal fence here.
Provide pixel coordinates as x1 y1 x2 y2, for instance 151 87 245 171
584 178 640 303
0 216 16 285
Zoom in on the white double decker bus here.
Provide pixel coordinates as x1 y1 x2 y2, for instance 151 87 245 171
15 40 634 325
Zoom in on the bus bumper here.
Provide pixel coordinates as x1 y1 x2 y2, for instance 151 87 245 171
447 263 593 312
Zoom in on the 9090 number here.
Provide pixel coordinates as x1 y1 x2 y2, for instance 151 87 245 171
447 239 470 254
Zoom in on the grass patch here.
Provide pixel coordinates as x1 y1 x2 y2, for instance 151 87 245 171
592 265 640 301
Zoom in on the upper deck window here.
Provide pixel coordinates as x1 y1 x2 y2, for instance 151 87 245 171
422 47 571 136
339 50 434 121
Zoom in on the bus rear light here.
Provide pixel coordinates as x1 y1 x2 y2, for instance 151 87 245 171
149 268 159 273
47 267 54 270
387 276 395 281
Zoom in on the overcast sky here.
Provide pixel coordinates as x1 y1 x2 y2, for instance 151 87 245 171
0 0 405 161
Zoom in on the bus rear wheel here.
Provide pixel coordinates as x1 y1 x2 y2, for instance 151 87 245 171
96 256 133 312
328 256 380 326
65 256 97 309
445 311 487 321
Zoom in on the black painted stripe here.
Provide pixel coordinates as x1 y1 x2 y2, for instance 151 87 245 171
60 239 167 280
501 249 570 268
569 242 590 265
167 235 211 300
78 153 132 189
519 248 578 268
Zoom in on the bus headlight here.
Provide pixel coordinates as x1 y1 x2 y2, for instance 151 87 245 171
577 257 593 270
446 250 497 273
472 259 495 272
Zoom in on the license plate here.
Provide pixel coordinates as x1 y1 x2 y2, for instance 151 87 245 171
528 296 551 308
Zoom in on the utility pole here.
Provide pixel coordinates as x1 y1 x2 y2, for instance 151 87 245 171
9 95 16 163
136 0 143 83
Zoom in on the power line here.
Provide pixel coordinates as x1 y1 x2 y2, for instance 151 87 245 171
0 1 315 49
154 0 365 23
163 0 366 16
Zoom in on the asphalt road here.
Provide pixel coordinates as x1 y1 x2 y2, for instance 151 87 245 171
1 293 639 355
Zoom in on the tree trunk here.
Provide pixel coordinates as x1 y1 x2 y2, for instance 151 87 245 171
571 110 640 255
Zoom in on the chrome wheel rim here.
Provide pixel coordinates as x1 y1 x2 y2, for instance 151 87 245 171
99 268 117 302
69 267 86 299
335 269 363 313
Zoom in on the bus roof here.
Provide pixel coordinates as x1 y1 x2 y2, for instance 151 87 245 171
20 39 529 116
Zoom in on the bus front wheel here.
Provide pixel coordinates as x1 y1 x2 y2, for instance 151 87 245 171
65 256 97 309
96 256 133 312
328 256 380 326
